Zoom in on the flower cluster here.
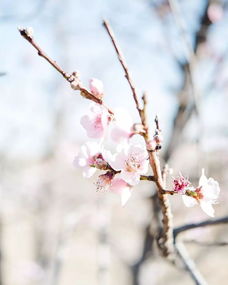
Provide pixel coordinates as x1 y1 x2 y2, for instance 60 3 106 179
74 79 150 205
172 170 220 217
74 79 221 214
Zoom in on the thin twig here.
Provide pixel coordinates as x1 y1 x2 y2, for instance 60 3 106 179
175 242 208 285
103 20 141 113
174 216 228 240
183 239 228 247
167 0 199 116
140 175 156 182
19 29 70 81
18 28 113 115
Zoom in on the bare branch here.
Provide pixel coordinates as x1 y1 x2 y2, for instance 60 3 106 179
140 175 156 182
175 242 208 285
18 28 114 115
167 0 199 116
174 216 228 240
183 239 228 247
103 19 174 257
103 20 141 113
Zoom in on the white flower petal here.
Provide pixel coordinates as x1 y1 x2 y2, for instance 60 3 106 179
203 178 220 201
120 188 132 206
182 195 197 207
82 167 96 178
77 157 87 167
119 171 140 186
200 201 215 217
199 168 208 186
86 142 101 156
109 153 126 171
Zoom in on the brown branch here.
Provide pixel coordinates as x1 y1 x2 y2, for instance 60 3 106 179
129 1 216 283
156 164 174 258
103 21 141 113
140 175 156 182
174 216 228 240
18 28 114 115
103 19 174 258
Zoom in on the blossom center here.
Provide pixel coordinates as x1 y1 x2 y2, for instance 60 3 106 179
125 156 141 172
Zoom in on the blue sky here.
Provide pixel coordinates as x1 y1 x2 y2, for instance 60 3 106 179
0 0 227 159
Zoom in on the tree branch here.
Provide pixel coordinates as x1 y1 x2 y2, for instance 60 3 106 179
183 239 228 247
18 28 114 115
103 19 173 257
103 20 141 113
174 216 228 240
175 242 208 285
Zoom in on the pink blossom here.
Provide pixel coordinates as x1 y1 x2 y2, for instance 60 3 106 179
89 78 104 98
110 109 133 143
95 173 132 206
96 172 114 192
73 142 103 177
80 103 110 139
106 143 148 185
182 169 220 217
110 176 132 206
173 174 190 193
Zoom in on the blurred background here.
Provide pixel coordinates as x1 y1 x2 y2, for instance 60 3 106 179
0 0 228 284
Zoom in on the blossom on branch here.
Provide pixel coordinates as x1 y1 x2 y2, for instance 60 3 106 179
182 169 220 217
80 103 111 139
106 143 148 185
96 172 132 206
73 142 105 177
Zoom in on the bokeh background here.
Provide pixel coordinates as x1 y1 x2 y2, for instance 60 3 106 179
0 0 228 284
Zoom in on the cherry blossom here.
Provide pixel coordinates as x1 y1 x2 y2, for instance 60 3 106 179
110 108 133 143
95 172 132 206
89 78 104 98
110 176 132 206
106 143 148 185
73 142 105 177
173 174 190 194
96 172 114 192
182 169 220 217
80 103 111 139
